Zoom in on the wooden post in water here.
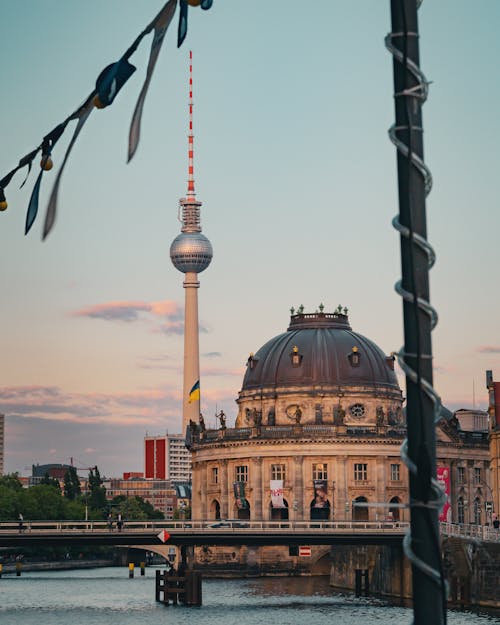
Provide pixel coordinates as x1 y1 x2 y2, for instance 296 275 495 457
128 563 134 578
140 562 145 576
16 561 22 577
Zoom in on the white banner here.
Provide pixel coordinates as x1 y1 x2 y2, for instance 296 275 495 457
270 480 285 508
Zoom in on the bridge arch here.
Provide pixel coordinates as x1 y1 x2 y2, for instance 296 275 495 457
310 548 333 575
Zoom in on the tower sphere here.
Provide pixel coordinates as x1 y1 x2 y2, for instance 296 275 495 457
170 231 213 274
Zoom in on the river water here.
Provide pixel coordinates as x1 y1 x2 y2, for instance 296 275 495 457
0 567 496 625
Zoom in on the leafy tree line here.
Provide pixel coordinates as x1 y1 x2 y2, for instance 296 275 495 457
0 470 163 522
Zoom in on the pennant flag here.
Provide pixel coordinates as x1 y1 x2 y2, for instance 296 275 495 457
178 0 189 48
43 101 94 239
188 380 200 403
94 58 136 109
128 0 177 162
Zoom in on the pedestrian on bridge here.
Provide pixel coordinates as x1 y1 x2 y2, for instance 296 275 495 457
117 514 123 532
18 513 24 533
107 514 114 531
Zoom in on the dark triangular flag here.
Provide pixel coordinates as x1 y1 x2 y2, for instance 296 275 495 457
128 0 177 161
178 0 189 48
43 101 94 239
95 58 136 108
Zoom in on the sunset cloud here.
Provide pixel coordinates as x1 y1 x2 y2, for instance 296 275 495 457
71 299 182 324
477 345 500 354
0 385 183 426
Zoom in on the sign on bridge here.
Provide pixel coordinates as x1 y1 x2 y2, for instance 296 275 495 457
157 529 171 543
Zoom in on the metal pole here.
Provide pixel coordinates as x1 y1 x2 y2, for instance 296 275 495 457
389 1 445 624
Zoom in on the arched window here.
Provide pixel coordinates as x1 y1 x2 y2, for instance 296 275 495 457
352 496 369 521
457 497 464 524
270 499 289 521
310 498 330 521
473 498 481 525
234 501 251 521
211 499 220 521
389 496 400 522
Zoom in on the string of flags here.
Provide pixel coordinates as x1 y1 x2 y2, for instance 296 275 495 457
0 0 213 239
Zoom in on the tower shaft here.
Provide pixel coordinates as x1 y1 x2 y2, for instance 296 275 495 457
182 272 201 435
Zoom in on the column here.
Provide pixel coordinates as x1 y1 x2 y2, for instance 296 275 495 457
220 459 229 519
293 456 304 520
252 458 263 520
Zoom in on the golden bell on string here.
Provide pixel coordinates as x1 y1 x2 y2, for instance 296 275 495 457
188 0 202 5
40 155 53 171
93 94 105 109
0 200 8 211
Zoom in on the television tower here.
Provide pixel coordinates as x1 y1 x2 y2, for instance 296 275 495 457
170 51 213 437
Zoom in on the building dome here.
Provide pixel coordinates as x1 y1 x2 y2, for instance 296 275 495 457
170 231 213 274
242 310 398 392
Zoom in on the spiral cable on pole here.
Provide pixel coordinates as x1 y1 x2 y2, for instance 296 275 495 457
385 0 448 608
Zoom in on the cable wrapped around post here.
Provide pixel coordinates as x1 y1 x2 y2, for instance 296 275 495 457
386 1 447 624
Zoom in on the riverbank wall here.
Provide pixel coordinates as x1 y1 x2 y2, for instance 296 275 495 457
0 559 116 574
328 540 500 612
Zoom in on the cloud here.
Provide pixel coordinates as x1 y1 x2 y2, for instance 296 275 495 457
0 385 183 426
203 352 222 358
71 299 183 325
477 345 500 354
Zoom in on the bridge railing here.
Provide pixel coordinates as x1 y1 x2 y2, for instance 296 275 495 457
0 520 410 534
439 522 500 543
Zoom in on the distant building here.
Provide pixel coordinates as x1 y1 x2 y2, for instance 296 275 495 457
106 476 181 519
30 463 73 487
454 409 489 432
144 434 191 482
0 413 4 475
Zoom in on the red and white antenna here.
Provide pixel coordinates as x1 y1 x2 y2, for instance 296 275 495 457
187 50 195 198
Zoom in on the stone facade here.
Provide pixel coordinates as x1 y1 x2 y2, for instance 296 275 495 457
188 310 490 574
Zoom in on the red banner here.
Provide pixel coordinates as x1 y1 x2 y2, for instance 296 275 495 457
437 467 451 522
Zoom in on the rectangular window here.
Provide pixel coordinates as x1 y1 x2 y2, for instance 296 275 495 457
474 467 481 485
271 464 286 481
235 465 248 482
354 463 368 481
211 467 218 484
457 467 465 484
390 463 400 481
312 463 328 481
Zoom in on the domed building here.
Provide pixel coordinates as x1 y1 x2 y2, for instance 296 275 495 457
187 307 490 575
190 307 408 525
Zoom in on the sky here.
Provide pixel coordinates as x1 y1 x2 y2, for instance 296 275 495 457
1 1 499 478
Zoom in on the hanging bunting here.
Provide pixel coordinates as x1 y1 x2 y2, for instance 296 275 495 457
0 0 214 238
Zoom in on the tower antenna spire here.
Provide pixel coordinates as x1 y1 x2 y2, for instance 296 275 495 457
187 50 195 198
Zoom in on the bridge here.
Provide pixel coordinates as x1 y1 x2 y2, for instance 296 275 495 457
0 520 497 549
0 520 407 548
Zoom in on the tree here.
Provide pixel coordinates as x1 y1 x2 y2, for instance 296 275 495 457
88 467 107 513
0 473 23 491
63 467 81 500
40 472 61 490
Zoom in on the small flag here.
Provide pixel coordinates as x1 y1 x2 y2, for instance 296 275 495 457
157 529 170 543
188 380 200 403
